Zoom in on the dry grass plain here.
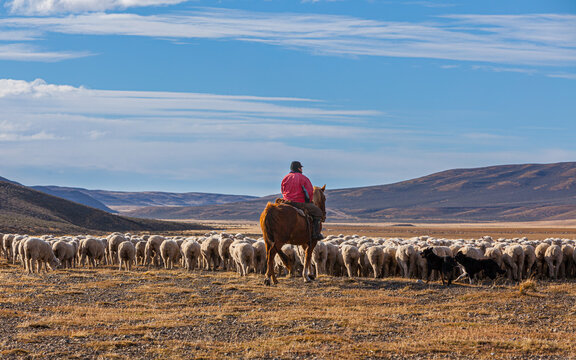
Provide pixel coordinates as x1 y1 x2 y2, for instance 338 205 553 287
1 222 576 359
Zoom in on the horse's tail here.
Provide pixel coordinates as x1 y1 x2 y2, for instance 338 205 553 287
260 202 291 270
260 202 276 244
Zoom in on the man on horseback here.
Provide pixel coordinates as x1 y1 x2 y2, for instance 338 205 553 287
281 161 324 241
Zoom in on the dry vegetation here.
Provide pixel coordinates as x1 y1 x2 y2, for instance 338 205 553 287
1 223 576 359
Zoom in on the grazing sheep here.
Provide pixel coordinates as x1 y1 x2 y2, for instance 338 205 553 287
107 233 126 265
366 246 384 278
325 242 342 276
341 244 361 278
144 235 165 268
52 240 76 268
181 240 201 271
12 236 26 266
231 242 255 276
544 245 563 280
275 244 303 277
312 241 328 276
217 236 234 271
502 245 524 281
135 241 147 265
534 242 550 278
79 238 106 268
201 236 220 271
2 234 15 263
118 241 136 271
252 240 267 274
521 245 536 279
23 238 61 273
160 240 181 270
484 247 503 268
560 245 574 279
459 246 484 260
395 245 418 278
382 247 398 277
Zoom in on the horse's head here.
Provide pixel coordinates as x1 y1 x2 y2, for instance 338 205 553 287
313 185 326 221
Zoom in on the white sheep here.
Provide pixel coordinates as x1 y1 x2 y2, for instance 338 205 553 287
144 235 165 268
366 246 384 278
382 247 397 277
52 240 76 268
201 236 220 271
312 241 328 276
395 244 417 278
181 240 201 271
534 242 551 278
560 244 574 279
252 240 267 274
341 244 361 278
544 245 563 280
274 244 303 277
217 236 234 271
79 238 106 268
160 240 181 270
23 238 60 273
521 245 536 279
502 245 524 281
135 241 147 265
118 241 136 271
107 233 126 265
231 241 255 276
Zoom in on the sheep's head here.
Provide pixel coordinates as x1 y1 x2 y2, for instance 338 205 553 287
50 257 62 270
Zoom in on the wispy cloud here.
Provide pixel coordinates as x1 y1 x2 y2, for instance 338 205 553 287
6 0 190 15
547 72 576 80
1 9 575 66
0 43 91 61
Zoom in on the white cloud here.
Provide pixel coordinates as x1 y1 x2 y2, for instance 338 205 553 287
6 0 190 15
0 78 82 97
0 43 91 61
547 73 576 80
0 131 64 141
1 9 575 66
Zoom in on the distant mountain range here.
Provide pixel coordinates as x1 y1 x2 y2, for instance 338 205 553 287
0 181 212 234
121 162 576 223
31 186 258 213
4 161 576 229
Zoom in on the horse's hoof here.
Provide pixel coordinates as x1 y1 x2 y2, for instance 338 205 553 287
308 274 316 281
264 278 271 286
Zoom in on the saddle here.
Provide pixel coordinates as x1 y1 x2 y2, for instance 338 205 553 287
275 198 311 220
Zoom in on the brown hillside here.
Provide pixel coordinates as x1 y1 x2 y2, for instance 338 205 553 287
123 162 576 222
0 181 211 235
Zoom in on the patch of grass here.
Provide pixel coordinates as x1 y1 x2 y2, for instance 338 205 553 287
519 279 538 295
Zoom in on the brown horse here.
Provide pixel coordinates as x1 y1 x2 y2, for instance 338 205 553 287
260 185 326 285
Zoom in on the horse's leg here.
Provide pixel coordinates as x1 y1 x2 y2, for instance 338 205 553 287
264 242 278 286
303 244 316 282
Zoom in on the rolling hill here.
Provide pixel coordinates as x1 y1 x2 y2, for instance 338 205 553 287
0 181 212 235
31 186 258 212
122 162 576 223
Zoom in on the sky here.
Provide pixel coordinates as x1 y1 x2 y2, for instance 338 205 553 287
0 0 575 197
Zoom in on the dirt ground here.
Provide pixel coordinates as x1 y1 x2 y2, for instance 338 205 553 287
2 222 576 359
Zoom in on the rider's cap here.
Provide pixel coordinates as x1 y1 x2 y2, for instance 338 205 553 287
290 161 303 172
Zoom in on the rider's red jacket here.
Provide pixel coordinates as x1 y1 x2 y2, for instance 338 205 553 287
281 171 314 203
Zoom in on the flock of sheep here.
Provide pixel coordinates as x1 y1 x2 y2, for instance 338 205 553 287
1 231 575 284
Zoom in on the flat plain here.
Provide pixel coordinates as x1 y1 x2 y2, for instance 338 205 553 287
1 222 575 359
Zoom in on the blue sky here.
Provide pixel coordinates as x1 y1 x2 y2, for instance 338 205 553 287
0 0 575 196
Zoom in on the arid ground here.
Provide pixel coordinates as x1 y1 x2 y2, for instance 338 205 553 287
1 222 575 359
